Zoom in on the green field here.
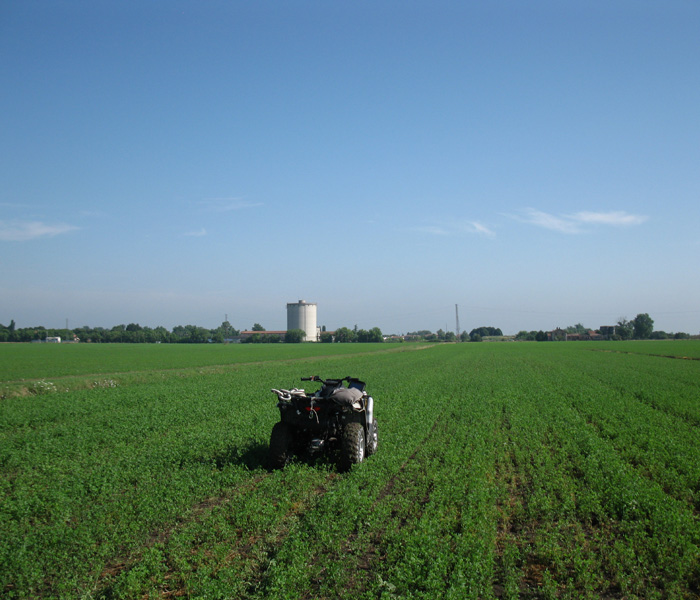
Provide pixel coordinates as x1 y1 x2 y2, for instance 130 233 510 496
1 341 699 599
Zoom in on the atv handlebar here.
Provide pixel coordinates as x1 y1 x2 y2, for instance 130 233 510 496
300 376 366 391
302 375 352 383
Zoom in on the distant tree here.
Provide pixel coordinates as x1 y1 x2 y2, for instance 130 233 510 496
565 323 587 334
516 330 536 341
356 329 370 343
334 327 355 343
535 330 548 342
650 331 668 339
436 329 446 341
615 318 633 340
214 320 239 340
153 326 170 343
470 333 482 342
674 332 690 339
469 326 503 338
460 331 470 342
320 332 334 343
252 323 265 331
632 313 654 340
368 327 384 343
285 329 305 343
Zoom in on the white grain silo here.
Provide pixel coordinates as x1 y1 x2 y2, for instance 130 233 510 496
286 300 319 342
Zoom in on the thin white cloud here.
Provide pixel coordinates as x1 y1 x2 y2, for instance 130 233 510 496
457 220 496 237
411 220 495 238
569 211 648 226
512 208 648 234
200 198 263 212
0 220 79 241
517 209 582 233
184 227 207 237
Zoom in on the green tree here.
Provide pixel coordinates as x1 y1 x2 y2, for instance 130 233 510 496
632 313 654 340
334 327 355 343
320 332 333 343
252 323 265 331
368 327 383 343
285 329 305 343
469 326 503 338
615 318 633 340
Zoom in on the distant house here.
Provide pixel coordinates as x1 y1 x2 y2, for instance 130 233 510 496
549 328 567 341
548 329 604 341
599 325 615 339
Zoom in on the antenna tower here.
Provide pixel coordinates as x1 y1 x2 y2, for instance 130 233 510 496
455 304 460 339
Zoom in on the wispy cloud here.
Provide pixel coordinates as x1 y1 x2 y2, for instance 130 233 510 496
0 220 79 241
569 211 648 226
511 208 648 234
199 198 263 212
411 220 495 237
184 227 207 237
456 220 495 237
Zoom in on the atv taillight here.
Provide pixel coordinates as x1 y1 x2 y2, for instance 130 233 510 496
304 406 321 412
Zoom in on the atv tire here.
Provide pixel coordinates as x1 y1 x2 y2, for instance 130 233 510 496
366 418 378 456
269 422 294 469
339 422 365 472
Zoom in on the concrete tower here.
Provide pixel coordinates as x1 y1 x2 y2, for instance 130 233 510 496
286 300 319 342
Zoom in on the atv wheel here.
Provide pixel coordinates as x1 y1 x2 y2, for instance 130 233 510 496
268 422 294 469
340 422 365 472
366 418 378 456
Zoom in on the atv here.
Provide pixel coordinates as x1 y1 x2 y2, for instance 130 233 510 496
268 376 378 471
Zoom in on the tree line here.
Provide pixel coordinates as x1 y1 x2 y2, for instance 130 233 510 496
0 320 387 344
0 320 241 344
515 314 691 342
1 312 692 344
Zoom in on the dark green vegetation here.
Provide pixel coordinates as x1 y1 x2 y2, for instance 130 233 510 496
1 341 699 599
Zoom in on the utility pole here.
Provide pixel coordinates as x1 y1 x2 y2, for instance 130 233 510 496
455 304 460 339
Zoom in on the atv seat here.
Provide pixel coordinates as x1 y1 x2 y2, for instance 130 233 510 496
331 386 363 409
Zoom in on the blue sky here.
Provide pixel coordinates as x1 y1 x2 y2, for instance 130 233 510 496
2 1 699 335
